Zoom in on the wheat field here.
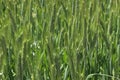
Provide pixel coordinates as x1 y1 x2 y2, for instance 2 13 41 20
0 0 120 80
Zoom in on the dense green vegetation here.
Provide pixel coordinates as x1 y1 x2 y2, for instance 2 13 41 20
0 0 120 80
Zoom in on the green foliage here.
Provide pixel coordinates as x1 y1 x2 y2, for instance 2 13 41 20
0 0 120 80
